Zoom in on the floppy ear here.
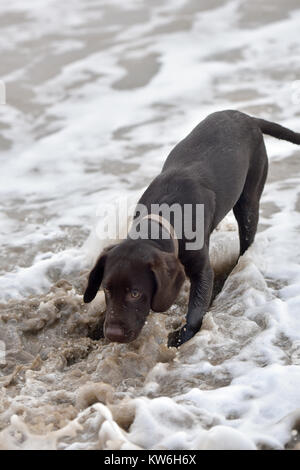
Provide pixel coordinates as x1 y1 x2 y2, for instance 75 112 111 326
83 245 115 303
150 252 185 312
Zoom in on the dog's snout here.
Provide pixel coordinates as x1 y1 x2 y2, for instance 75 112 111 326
105 324 126 342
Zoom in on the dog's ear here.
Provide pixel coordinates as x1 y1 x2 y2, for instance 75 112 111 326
83 245 115 303
150 252 185 312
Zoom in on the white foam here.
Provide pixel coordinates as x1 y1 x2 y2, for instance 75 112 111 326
1 0 300 450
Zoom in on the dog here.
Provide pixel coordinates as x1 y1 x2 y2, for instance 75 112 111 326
84 110 300 347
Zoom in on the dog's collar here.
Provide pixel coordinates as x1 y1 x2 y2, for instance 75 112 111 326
142 214 179 258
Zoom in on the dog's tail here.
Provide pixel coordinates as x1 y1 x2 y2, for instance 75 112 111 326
254 117 300 145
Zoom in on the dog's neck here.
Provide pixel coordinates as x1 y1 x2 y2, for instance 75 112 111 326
141 214 179 257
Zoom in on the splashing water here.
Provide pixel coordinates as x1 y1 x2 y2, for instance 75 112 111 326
1 0 300 450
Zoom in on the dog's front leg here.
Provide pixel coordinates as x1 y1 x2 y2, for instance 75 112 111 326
168 254 214 347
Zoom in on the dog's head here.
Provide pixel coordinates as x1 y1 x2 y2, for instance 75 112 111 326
83 240 185 343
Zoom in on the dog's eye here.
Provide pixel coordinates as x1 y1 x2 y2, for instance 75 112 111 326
130 289 141 299
104 287 111 297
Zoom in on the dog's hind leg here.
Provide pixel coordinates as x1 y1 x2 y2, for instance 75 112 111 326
233 141 268 256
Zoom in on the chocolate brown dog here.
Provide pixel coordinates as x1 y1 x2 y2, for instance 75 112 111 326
84 110 300 347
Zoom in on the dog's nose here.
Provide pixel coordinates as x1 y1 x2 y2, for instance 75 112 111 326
105 325 126 342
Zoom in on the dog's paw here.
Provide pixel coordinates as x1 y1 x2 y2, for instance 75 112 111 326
167 324 196 348
167 329 182 348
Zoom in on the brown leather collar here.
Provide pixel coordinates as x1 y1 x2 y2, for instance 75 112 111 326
142 214 179 257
